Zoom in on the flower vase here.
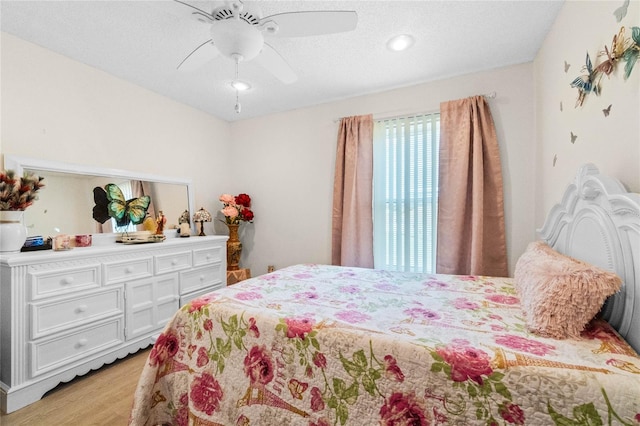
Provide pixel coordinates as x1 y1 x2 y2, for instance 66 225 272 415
226 223 242 271
0 211 28 253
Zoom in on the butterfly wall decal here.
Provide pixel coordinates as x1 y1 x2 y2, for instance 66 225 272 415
622 26 640 79
603 104 612 117
570 132 578 144
596 27 629 77
564 60 571 73
613 0 630 23
570 52 601 107
93 183 151 227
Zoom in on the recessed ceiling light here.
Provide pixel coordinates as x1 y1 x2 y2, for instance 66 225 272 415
386 34 415 52
230 80 251 91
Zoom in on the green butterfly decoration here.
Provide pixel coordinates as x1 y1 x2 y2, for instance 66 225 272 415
93 183 151 227
623 26 640 79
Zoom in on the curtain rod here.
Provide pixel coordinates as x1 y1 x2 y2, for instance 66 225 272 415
334 91 497 123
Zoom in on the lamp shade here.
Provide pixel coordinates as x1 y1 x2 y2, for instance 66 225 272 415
193 207 212 223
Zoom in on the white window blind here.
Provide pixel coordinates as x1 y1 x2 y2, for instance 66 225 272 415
373 113 440 273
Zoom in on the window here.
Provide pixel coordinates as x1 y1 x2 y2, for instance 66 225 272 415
373 113 440 273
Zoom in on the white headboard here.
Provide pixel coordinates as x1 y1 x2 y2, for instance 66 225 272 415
538 164 640 353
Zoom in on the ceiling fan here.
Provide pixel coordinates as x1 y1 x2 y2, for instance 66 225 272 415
174 1 358 96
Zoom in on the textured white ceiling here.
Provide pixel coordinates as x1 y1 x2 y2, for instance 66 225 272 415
1 0 564 122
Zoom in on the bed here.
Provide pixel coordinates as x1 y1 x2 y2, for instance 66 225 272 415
129 164 640 425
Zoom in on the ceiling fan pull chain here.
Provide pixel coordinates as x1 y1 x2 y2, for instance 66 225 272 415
235 56 241 113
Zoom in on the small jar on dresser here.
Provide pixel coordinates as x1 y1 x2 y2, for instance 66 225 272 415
0 235 227 414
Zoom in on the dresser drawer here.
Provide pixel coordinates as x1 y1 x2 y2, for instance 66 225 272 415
155 250 192 274
29 265 101 300
30 288 123 339
30 317 124 377
103 257 153 285
193 246 223 267
180 262 223 295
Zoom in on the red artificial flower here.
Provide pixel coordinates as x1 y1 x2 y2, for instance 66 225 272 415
220 193 255 224
240 208 254 222
235 193 251 207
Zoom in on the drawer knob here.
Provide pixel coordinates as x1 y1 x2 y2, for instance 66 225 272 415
77 338 88 347
76 304 88 313
125 266 134 274
200 275 205 281
61 276 75 285
171 259 179 265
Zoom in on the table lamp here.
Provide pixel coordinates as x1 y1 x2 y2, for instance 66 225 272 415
192 207 212 236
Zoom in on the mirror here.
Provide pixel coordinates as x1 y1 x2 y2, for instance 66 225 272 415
4 155 195 239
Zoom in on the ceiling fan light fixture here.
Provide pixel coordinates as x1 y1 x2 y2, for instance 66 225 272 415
231 80 252 91
210 18 264 61
386 34 415 52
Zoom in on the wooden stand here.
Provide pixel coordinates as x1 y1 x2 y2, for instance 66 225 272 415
227 268 251 285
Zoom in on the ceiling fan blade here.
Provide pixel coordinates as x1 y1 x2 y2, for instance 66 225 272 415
253 43 297 84
261 11 357 37
174 0 213 20
177 39 219 71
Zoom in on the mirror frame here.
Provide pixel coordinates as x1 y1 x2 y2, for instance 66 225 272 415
4 155 196 236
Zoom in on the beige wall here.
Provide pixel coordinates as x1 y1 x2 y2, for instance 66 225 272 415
0 32 233 235
2 30 542 278
230 63 537 276
534 0 640 226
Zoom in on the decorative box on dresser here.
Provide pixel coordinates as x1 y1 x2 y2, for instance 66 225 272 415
0 235 227 413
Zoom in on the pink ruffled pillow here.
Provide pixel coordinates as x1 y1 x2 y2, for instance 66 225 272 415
514 241 621 339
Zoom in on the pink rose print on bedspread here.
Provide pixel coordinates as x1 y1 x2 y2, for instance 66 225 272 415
423 279 449 289
247 317 260 338
485 294 519 305
431 342 524 424
149 331 179 366
190 372 223 416
379 391 428 425
187 294 216 313
335 309 371 323
499 402 526 425
339 284 361 294
235 291 263 301
383 355 405 382
494 334 556 356
243 345 274 386
453 297 481 311
239 344 310 418
175 393 189 426
294 291 320 301
285 317 315 339
196 346 209 368
434 343 493 384
310 386 325 412
404 307 442 322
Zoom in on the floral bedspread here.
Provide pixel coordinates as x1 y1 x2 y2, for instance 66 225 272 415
129 264 640 425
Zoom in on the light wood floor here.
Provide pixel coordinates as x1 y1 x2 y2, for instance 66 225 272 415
0 349 150 426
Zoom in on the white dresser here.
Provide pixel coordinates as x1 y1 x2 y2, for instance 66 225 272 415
0 235 227 413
